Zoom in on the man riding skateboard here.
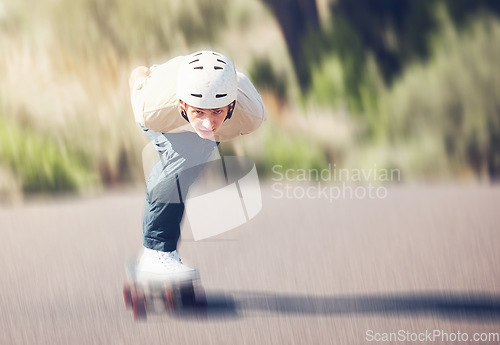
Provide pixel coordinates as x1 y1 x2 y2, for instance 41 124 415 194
129 50 267 284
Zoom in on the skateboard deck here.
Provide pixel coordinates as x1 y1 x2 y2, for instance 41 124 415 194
123 262 206 320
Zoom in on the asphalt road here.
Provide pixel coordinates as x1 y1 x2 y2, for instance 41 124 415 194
1 184 499 345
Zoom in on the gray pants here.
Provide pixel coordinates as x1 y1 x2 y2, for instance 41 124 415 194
141 127 219 252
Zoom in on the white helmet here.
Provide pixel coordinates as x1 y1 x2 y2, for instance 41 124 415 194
177 51 238 109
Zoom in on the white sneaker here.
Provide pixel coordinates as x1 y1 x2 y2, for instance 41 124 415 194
136 247 198 283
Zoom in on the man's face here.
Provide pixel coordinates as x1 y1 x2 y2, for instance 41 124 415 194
181 102 230 139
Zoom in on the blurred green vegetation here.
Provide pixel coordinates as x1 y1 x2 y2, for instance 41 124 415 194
0 0 499 200
0 118 95 194
375 12 500 180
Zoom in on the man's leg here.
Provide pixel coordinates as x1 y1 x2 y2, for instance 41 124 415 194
141 129 219 252
142 177 185 252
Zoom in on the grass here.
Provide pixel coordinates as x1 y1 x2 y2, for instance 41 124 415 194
0 0 499 201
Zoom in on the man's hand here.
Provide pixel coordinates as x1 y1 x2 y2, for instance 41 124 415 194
129 66 151 91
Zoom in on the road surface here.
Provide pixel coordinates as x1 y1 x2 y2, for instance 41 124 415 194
1 184 499 344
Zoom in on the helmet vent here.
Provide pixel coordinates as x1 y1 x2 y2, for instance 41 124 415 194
189 59 200 64
215 94 227 98
216 59 227 64
191 93 203 98
214 66 223 70
194 66 203 70
193 53 203 57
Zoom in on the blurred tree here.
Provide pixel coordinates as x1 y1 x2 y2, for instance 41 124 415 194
331 0 500 83
261 0 500 94
260 0 319 89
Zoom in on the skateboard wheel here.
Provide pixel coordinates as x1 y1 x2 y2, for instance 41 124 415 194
131 289 147 321
180 284 196 307
123 284 132 309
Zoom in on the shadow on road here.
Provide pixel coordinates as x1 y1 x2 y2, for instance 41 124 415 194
175 290 500 321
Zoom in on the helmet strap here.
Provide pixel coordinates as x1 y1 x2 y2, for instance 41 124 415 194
181 109 189 122
224 101 236 121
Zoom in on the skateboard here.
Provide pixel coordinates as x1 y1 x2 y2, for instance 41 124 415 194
123 262 206 320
